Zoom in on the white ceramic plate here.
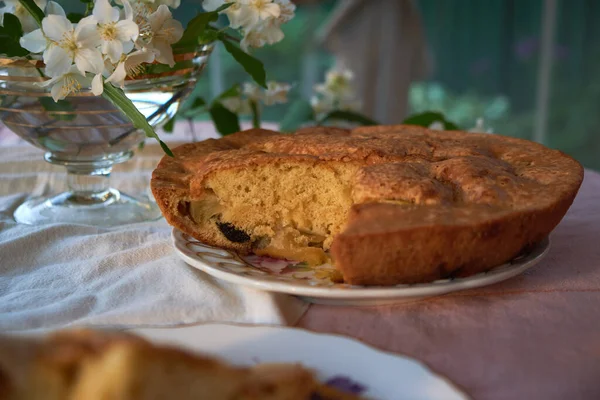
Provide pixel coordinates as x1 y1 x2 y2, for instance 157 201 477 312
173 229 550 306
134 323 469 400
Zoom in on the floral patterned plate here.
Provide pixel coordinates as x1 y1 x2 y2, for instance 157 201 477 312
172 228 550 306
134 323 470 400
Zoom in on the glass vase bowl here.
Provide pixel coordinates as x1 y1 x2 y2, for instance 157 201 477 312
0 45 212 226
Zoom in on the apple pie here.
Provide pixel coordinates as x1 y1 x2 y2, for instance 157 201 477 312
151 125 583 285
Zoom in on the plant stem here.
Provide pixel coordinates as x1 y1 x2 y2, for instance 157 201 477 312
213 26 241 43
250 99 261 129
187 118 199 142
85 2 94 16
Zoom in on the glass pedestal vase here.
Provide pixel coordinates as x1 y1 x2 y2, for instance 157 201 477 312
0 46 212 226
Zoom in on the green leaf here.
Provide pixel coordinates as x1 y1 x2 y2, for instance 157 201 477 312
173 12 219 53
214 83 241 101
102 83 173 157
17 0 44 27
209 102 240 136
403 111 459 130
67 13 84 23
279 99 314 132
39 98 76 121
198 28 220 45
215 2 233 12
163 117 176 133
0 14 29 57
189 97 207 109
220 38 267 88
3 13 23 39
320 110 378 126
142 60 194 75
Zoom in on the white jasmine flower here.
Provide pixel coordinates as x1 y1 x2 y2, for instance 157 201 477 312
241 20 284 51
45 1 65 17
237 0 280 29
19 28 48 53
310 95 333 116
117 0 180 11
221 96 252 115
150 0 181 8
106 48 156 88
224 80 290 113
146 5 183 67
469 118 493 133
93 0 139 63
40 65 102 101
202 0 247 29
19 1 68 56
0 0 47 33
26 15 104 77
315 66 355 99
311 65 361 117
428 121 445 131
263 81 290 105
204 0 283 31
243 82 263 101
274 0 295 23
240 29 265 51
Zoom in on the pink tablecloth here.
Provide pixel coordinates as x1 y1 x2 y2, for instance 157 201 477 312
299 170 600 400
2 122 599 399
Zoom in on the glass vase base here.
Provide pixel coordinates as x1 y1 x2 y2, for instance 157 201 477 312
14 189 163 227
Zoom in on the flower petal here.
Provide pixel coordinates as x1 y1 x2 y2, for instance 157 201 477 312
116 19 139 42
127 49 156 68
234 6 259 30
91 74 104 95
165 0 181 8
50 79 66 101
93 0 119 23
74 48 104 75
259 23 284 45
19 29 47 53
42 14 73 42
160 18 183 43
45 1 65 17
38 74 60 88
103 40 123 63
122 0 134 20
75 19 101 48
260 3 280 19
202 0 225 12
122 40 134 54
106 62 126 87
152 40 175 67
44 46 72 77
149 5 171 32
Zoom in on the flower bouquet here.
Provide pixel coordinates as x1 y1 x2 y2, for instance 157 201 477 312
0 0 296 225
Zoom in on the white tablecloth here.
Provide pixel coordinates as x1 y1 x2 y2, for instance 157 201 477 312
0 125 308 332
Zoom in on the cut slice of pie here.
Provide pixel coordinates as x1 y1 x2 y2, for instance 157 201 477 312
0 329 362 400
151 125 583 285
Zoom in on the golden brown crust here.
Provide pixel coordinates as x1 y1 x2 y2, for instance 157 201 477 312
151 125 584 285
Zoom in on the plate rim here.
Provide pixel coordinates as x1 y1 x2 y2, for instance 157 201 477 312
133 322 472 400
172 228 550 300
